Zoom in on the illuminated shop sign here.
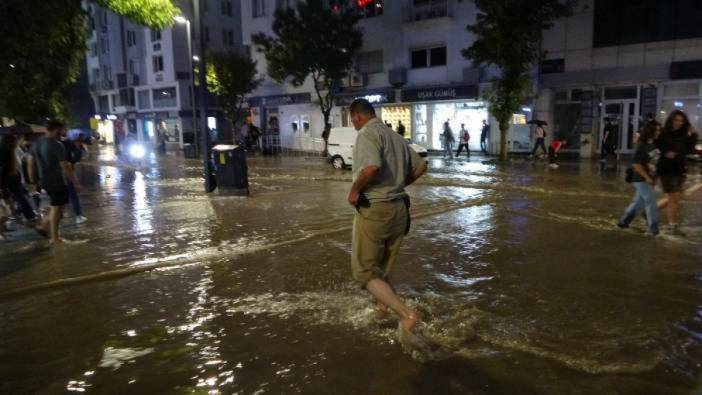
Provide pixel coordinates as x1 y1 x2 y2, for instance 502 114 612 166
334 90 396 106
401 84 478 102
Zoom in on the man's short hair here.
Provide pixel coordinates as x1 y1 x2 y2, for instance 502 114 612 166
47 120 65 132
349 99 376 116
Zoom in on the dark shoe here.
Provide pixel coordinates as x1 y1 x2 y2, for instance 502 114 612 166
617 222 629 229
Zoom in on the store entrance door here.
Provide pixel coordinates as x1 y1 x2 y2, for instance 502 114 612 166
600 100 638 154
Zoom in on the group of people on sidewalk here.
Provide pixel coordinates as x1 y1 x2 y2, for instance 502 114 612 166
440 120 490 159
0 120 86 243
617 110 698 236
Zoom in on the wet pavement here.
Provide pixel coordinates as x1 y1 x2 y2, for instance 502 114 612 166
1 147 701 394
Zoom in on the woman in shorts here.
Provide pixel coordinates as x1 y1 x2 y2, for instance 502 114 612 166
656 110 698 235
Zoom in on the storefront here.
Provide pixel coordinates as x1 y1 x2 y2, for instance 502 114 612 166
400 84 486 151
659 80 702 132
334 89 401 129
248 92 315 152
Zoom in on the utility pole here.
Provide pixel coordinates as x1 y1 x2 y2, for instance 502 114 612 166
193 0 213 192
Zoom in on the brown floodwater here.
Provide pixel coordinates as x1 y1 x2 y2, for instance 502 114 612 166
0 147 701 394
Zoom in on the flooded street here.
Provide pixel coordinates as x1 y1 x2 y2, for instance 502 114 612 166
1 148 701 394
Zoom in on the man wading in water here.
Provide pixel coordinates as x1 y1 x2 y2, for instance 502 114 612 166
346 99 428 343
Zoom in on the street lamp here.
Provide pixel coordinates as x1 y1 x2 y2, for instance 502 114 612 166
173 15 198 155
192 0 213 192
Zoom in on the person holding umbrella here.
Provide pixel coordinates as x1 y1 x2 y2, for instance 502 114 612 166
529 120 548 157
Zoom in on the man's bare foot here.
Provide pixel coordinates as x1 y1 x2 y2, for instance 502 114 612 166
399 311 421 333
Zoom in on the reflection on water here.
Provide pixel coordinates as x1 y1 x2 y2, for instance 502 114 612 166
0 152 701 394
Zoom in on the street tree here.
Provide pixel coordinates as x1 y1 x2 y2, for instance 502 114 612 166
0 0 178 123
206 51 262 139
462 0 575 161
252 0 363 153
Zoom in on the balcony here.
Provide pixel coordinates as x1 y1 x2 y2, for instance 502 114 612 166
405 0 451 23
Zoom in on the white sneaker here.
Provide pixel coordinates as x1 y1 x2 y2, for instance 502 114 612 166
75 216 88 224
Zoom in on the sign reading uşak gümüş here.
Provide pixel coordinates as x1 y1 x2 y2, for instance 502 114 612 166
401 84 478 102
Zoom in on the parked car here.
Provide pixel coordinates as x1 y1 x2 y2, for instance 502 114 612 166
327 126 428 169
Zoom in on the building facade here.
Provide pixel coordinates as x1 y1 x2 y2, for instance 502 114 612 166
242 0 524 154
539 0 702 157
85 0 243 148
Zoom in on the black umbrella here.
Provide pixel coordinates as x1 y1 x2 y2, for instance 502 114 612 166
527 120 548 126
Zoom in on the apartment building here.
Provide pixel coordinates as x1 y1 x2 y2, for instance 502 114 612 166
86 0 243 148
242 0 511 153
539 0 702 157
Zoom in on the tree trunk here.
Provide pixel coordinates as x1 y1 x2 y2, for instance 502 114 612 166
499 121 509 161
321 109 331 156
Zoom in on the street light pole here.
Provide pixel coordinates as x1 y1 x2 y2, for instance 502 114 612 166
193 0 213 192
174 16 198 156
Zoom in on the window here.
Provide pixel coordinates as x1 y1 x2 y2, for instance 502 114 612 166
252 0 266 17
410 46 446 68
128 59 135 74
356 0 383 18
221 0 233 16
594 0 702 47
276 0 296 10
137 90 151 109
152 87 177 108
429 47 447 66
152 55 164 73
127 30 136 47
151 29 161 42
411 0 448 21
222 29 235 46
91 68 99 84
90 42 97 57
100 38 109 54
356 50 384 74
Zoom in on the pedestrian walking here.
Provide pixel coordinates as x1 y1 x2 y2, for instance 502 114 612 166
600 121 619 161
397 121 406 138
27 120 81 244
480 120 489 153
346 98 428 346
61 135 87 224
656 110 698 235
548 138 567 168
531 124 547 157
0 133 37 223
455 123 471 158
157 128 167 155
618 121 661 235
442 121 454 159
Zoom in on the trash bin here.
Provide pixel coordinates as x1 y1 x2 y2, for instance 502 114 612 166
212 144 249 196
183 143 197 159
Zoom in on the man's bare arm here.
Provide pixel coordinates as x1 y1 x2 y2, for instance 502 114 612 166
60 160 80 191
348 165 380 206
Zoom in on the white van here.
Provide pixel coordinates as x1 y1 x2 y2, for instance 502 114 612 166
327 126 428 169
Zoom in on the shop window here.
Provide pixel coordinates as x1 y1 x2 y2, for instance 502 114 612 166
356 50 384 74
660 99 702 132
152 87 177 108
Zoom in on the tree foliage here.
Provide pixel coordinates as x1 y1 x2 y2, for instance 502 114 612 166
207 51 262 130
463 0 575 160
0 0 179 123
252 0 363 150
